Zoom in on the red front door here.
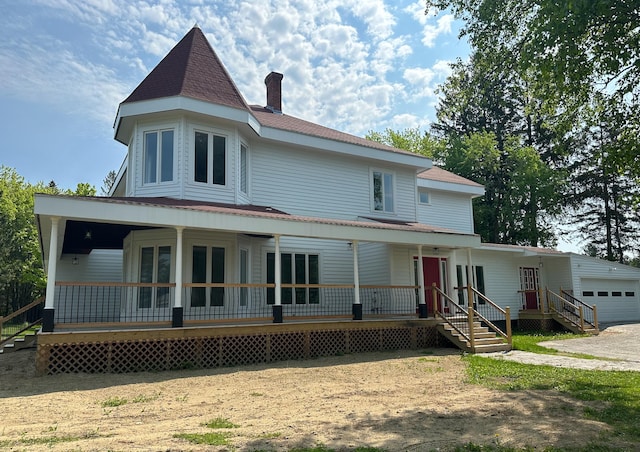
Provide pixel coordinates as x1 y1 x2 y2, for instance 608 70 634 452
423 257 442 315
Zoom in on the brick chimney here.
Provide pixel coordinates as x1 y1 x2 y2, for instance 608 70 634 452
265 72 283 113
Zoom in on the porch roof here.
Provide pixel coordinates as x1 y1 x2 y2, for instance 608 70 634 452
35 194 481 256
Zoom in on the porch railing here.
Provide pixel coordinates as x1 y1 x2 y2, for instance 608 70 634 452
0 296 45 345
52 282 419 325
547 288 598 333
55 282 176 325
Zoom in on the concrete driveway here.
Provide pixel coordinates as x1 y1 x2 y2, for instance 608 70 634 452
488 323 640 371
543 323 640 363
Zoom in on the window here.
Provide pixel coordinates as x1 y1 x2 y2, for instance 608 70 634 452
456 265 486 304
194 131 226 185
139 245 171 309
626 291 635 297
372 170 394 212
418 188 430 204
597 291 608 297
612 291 622 297
267 252 319 304
144 130 174 184
191 246 225 307
582 291 594 297
240 143 248 195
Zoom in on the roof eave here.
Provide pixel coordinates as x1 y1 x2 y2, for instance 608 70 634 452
418 178 485 197
113 96 259 144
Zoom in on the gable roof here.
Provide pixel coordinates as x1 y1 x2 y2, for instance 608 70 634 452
418 166 482 187
122 26 248 111
250 106 418 156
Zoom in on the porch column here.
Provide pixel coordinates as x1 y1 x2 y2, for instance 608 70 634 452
417 245 427 318
172 226 184 328
43 217 60 332
273 234 283 323
352 240 362 320
466 248 474 307
448 249 457 304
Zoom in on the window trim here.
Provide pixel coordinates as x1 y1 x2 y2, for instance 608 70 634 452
137 244 173 309
191 126 229 188
266 251 320 305
418 188 430 205
239 142 249 196
142 128 175 185
189 244 227 308
370 168 396 214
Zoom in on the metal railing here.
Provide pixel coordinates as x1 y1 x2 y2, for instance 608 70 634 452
55 282 176 324
547 288 598 333
0 296 45 345
471 287 511 344
51 282 419 326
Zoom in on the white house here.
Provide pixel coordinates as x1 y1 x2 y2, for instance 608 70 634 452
31 26 640 374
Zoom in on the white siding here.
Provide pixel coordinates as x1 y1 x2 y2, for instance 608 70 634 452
359 242 390 285
251 143 418 221
543 257 573 293
470 250 522 313
569 254 640 322
56 250 123 282
417 190 475 233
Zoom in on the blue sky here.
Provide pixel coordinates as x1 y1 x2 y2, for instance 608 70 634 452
0 0 469 191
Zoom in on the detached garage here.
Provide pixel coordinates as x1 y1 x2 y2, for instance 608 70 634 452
580 278 640 323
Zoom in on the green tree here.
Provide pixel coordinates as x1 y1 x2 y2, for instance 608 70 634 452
100 170 117 196
0 167 97 315
569 96 640 263
366 127 439 157
0 167 47 315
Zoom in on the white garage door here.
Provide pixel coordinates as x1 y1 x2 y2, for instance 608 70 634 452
580 279 640 323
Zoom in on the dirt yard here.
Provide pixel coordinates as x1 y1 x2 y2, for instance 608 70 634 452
0 348 608 451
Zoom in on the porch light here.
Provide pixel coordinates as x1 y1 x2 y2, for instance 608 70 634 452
71 256 79 265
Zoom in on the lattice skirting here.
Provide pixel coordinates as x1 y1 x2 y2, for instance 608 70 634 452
518 318 561 332
37 323 439 374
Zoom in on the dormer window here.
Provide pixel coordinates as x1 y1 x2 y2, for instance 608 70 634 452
143 130 174 184
194 130 226 185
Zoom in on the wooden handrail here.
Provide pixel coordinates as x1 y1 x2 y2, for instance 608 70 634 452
0 296 45 324
470 287 506 315
0 296 45 344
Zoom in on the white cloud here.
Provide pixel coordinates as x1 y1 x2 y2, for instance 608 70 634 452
421 14 455 47
3 0 464 144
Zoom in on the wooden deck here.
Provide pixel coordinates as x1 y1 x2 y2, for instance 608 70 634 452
36 318 442 375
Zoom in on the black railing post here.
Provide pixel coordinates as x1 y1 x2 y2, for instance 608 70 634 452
42 308 55 332
352 303 362 320
273 305 283 323
172 306 183 328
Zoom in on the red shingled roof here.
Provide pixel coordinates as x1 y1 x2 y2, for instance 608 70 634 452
418 166 482 187
120 27 423 158
123 26 248 110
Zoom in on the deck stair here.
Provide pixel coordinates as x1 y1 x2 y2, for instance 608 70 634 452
547 289 598 335
0 332 38 354
437 317 511 353
431 284 512 354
